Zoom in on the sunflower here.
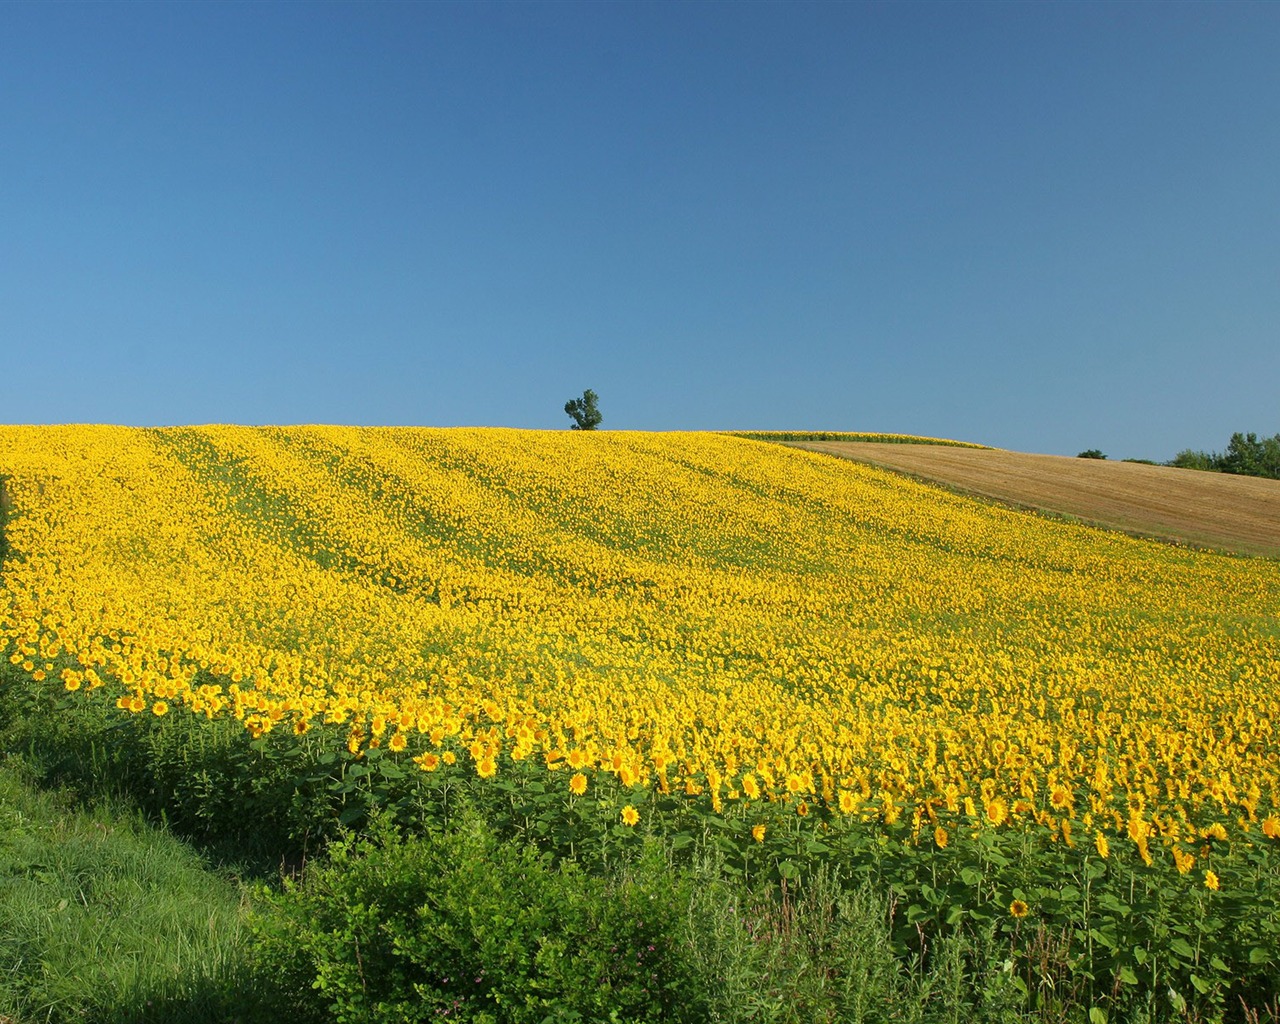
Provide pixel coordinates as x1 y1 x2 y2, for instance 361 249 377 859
985 797 1009 827
934 825 949 849
621 805 640 827
1201 822 1228 842
1204 870 1219 891
1094 831 1110 859
569 772 587 796
752 823 766 843
1009 900 1029 918
414 752 440 772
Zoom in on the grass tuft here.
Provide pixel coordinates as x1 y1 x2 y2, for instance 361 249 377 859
0 757 257 1024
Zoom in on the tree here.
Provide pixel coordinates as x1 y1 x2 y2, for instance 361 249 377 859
1077 449 1106 460
564 389 602 431
1170 449 1216 472
1167 432 1280 478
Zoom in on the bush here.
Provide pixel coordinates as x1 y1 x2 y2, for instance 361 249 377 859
251 814 708 1024
1076 450 1106 460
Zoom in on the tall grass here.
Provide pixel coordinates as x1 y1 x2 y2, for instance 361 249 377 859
0 757 256 1024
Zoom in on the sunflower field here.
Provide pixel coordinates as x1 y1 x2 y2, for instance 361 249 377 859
1 424 1278 1020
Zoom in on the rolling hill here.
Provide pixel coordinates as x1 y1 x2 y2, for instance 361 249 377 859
785 440 1280 559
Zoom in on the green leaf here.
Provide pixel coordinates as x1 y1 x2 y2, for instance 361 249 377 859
1118 965 1138 986
1190 974 1210 995
1097 893 1130 917
1169 937 1195 959
1089 1008 1107 1024
338 805 365 826
960 867 983 886
777 860 800 880
1249 947 1271 965
1210 956 1227 972
1089 928 1118 951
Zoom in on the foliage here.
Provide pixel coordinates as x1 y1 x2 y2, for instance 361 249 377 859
1170 448 1219 472
252 814 1082 1024
1077 450 1106 460
1221 432 1280 478
564 388 603 431
1169 432 1280 479
251 813 707 1024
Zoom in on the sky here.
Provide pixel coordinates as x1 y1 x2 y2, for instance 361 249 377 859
2 1 1277 459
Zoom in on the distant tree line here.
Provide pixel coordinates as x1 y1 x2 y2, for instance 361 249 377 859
1170 432 1280 479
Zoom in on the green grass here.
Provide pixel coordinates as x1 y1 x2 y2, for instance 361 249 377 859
0 757 257 1024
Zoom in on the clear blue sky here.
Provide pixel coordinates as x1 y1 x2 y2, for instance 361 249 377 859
3 1 1277 459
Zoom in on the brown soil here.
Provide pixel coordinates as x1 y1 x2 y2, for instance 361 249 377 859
784 442 1280 559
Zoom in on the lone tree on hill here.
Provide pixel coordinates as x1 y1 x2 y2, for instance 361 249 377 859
564 389 602 431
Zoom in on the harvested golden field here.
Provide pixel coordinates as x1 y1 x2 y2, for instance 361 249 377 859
787 441 1280 559
2 425 1279 848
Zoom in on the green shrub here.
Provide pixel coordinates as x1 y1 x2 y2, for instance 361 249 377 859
250 814 708 1024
